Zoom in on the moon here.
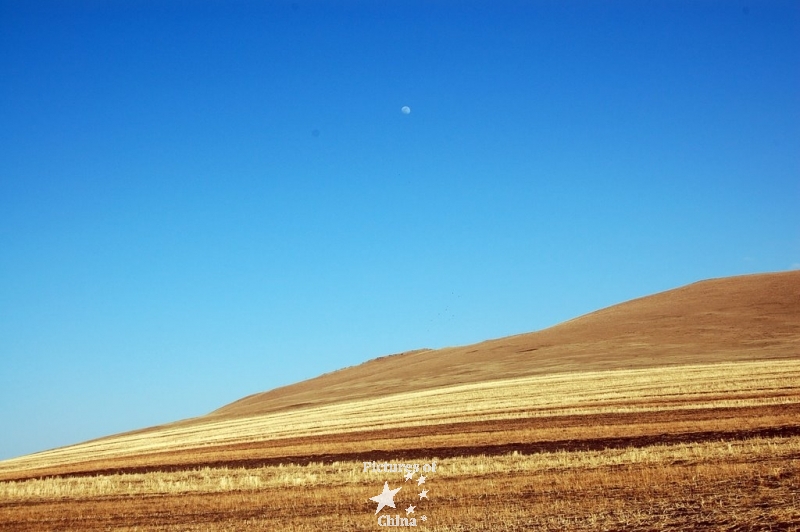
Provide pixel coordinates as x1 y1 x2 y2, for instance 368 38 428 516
401 106 411 115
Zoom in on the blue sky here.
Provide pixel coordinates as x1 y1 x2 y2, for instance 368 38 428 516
1 0 798 460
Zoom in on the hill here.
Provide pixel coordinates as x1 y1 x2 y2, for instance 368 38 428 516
212 270 800 418
0 270 797 484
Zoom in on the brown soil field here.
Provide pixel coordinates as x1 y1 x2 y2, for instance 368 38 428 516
1 437 798 531
1 271 798 530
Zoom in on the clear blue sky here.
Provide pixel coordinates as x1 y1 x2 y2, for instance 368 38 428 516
1 1 798 460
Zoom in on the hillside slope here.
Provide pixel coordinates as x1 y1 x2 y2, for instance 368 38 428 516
213 270 800 418
1 270 798 482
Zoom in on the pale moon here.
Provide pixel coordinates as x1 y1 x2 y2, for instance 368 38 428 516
401 106 411 114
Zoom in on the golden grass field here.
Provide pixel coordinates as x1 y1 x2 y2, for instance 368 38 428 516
1 271 798 530
1 437 798 530
1 359 799 530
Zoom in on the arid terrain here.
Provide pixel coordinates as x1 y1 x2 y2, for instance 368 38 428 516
1 270 798 530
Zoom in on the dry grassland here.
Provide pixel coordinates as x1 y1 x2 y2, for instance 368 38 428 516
1 359 799 530
0 437 797 530
2 359 798 479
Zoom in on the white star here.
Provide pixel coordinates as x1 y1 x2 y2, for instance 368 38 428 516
404 470 414 481
421 515 428 521
419 488 428 499
369 482 401 514
417 475 426 486
405 504 415 515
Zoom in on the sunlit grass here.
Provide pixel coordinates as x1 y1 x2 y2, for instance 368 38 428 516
2 359 798 477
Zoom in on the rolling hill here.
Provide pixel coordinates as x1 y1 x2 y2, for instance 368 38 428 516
0 270 798 483
213 270 800 417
